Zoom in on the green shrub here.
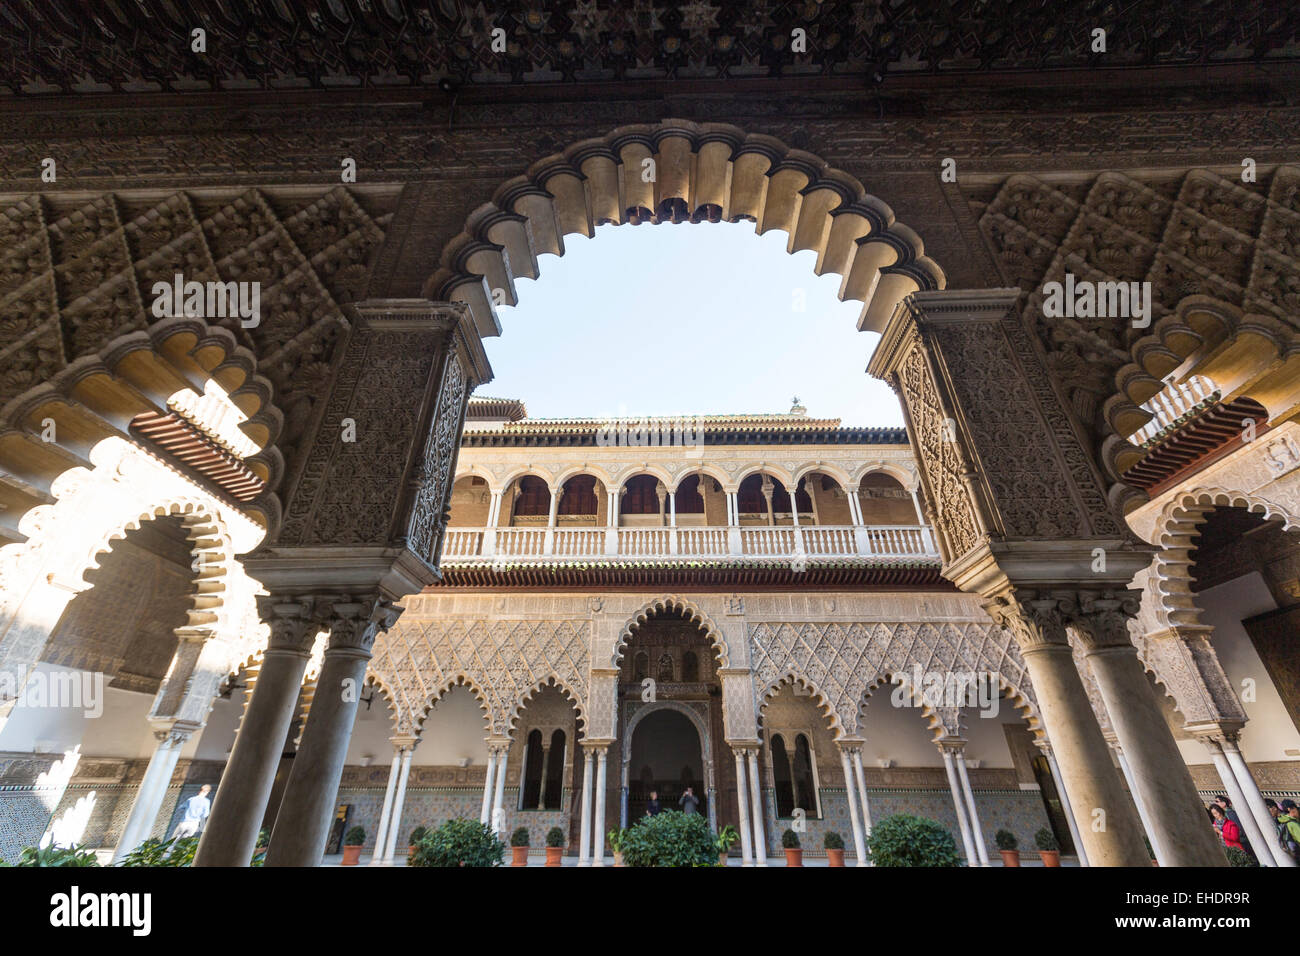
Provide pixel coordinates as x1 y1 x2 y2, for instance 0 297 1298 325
409 826 427 845
13 844 101 867
607 828 628 853
781 828 800 848
994 829 1018 851
545 826 566 848
510 826 530 848
823 831 844 850
344 825 365 846
256 827 270 848
409 818 504 867
620 810 719 867
1033 827 1058 852
1225 846 1257 867
119 836 199 867
866 814 964 867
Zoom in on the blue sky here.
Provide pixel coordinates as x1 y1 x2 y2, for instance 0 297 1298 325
485 220 905 427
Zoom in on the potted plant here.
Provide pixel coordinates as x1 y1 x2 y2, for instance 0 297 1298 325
616 811 718 867
341 825 365 866
994 829 1020 867
715 824 739 865
608 828 628 866
545 826 566 866
254 826 269 860
781 828 802 867
823 830 846 867
408 818 504 867
508 826 530 866
409 825 427 859
1034 827 1060 867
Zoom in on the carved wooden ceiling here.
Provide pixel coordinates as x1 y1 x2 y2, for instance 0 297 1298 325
2 0 1296 97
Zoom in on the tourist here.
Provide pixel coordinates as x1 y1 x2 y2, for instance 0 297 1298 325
1213 795 1255 860
1209 804 1244 852
646 790 661 816
1280 800 1300 860
679 786 700 815
172 784 212 839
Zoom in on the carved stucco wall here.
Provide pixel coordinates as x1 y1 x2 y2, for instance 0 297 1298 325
367 589 1041 748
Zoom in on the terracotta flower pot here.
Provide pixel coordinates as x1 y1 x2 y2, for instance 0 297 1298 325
826 848 845 867
999 849 1020 867
408 845 416 859
784 848 803 867
511 846 529 867
1039 850 1060 867
545 846 563 867
717 850 727 866
341 845 363 866
613 851 624 867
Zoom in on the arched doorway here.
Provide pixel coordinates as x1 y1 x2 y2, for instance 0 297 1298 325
626 708 706 823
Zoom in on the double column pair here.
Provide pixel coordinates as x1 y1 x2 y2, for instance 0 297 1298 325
989 590 1228 867
370 738 418 865
577 742 609 865
730 744 768 865
938 738 989 866
194 593 401 867
479 739 511 834
837 743 873 866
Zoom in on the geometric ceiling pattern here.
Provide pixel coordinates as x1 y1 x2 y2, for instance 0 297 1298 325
2 1 1296 96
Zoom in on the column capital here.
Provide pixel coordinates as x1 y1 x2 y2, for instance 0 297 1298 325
390 734 420 752
257 594 334 656
935 737 968 756
322 594 404 656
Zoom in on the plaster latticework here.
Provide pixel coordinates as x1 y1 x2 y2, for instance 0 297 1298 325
368 618 591 737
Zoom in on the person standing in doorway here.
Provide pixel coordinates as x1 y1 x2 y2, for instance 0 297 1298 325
679 786 700 815
173 784 212 838
646 790 662 816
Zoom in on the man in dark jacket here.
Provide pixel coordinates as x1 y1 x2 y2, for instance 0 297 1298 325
679 786 700 815
646 790 661 816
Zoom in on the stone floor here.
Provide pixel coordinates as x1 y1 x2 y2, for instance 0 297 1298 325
321 852 1081 867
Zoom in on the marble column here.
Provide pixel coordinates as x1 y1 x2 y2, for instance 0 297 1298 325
747 749 767 865
1111 741 1166 865
382 745 414 861
850 749 873 839
940 745 977 866
592 746 608 866
578 748 594 865
491 742 509 835
266 596 402 867
839 747 868 867
1077 604 1227 867
733 748 754 866
1039 743 1089 866
479 749 497 824
368 749 402 866
987 596 1150 867
1221 737 1294 867
953 749 990 866
195 598 323 867
112 726 190 863
1200 737 1275 867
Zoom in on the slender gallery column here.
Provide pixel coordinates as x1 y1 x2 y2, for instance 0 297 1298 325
953 749 990 866
267 596 402 867
1039 743 1089 866
1074 596 1228 867
940 745 977 866
1111 741 1166 865
480 749 497 824
592 746 608 866
578 748 594 865
369 749 402 866
195 598 323 867
747 749 767 865
1221 736 1293 867
733 748 754 866
382 745 415 862
986 596 1150 867
1200 738 1274 867
113 727 190 863
839 748 868 866
851 749 873 839
491 741 509 835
